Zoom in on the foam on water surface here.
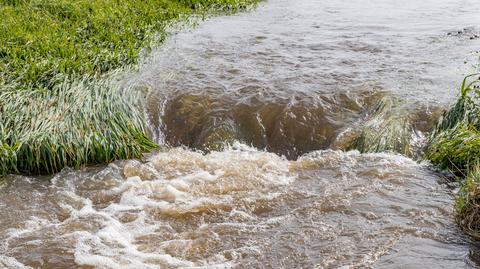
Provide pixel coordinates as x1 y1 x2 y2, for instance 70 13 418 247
0 146 474 268
2 0 480 267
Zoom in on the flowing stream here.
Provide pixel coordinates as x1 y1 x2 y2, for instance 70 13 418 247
2 0 480 268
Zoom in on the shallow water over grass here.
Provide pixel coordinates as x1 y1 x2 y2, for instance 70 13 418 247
2 0 480 268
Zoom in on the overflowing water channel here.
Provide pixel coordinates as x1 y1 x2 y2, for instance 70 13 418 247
1 0 480 268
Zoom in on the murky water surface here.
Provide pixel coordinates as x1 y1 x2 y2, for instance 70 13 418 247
128 0 480 156
2 0 480 268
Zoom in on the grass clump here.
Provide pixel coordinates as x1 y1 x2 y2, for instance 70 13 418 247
455 165 480 237
0 0 260 175
427 74 480 171
344 94 443 158
426 73 480 237
349 96 414 156
0 76 157 175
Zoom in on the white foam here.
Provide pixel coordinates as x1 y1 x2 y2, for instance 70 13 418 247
65 146 295 268
0 146 301 268
0 256 32 269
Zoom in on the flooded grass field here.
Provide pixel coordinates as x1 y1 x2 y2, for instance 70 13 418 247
1 0 480 268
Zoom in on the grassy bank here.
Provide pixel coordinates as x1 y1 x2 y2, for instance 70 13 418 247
0 0 259 89
0 0 260 175
426 73 480 237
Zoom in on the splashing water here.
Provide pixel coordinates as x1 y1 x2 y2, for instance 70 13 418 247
0 146 473 268
2 0 480 268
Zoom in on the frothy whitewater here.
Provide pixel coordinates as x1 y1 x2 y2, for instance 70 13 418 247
2 0 480 268
0 146 471 268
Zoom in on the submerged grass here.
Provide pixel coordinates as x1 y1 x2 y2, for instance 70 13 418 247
426 73 480 237
345 94 443 158
0 0 260 175
349 96 414 156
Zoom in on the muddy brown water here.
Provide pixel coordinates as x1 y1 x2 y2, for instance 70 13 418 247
2 0 480 268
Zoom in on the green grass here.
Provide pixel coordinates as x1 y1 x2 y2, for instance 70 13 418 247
426 73 480 236
0 0 260 175
455 164 480 238
427 74 480 172
0 76 158 175
0 0 259 89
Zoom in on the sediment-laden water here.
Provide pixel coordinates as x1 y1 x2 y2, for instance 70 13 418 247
2 0 480 268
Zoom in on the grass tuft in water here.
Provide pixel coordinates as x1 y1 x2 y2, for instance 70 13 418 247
427 74 480 171
455 164 480 238
426 73 480 236
345 94 443 158
349 96 413 155
0 76 157 175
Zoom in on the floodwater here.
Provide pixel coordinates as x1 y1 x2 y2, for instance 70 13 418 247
1 0 480 268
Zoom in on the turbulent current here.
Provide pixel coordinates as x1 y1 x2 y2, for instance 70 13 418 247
2 0 480 268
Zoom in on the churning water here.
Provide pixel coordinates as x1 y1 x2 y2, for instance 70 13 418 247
2 0 480 268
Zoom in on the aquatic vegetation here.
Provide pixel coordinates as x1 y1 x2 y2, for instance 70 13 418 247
345 94 444 158
0 0 260 175
348 96 414 156
426 73 480 236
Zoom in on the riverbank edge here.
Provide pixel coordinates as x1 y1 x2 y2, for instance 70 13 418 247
426 73 480 237
0 0 260 176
